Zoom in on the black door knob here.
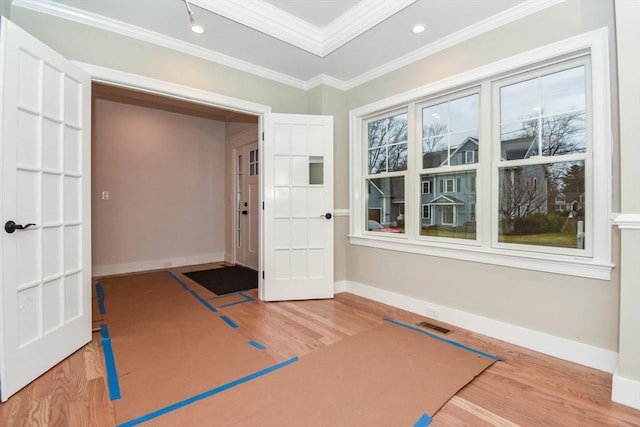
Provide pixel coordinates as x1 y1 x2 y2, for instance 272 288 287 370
323 213 332 220
4 221 36 234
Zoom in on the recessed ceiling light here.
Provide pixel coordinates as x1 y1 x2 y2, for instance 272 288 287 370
412 24 425 34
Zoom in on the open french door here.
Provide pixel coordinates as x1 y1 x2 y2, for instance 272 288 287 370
261 113 334 301
0 18 91 401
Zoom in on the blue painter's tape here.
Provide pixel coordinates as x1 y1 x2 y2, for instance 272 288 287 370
220 315 238 329
95 282 105 299
166 271 218 313
248 340 267 350
99 324 121 400
218 292 255 309
413 413 433 427
238 292 255 301
384 318 503 361
95 282 106 315
117 357 299 427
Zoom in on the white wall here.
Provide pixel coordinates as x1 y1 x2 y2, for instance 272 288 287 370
92 100 226 275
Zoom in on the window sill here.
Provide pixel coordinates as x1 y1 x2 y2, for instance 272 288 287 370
348 235 613 280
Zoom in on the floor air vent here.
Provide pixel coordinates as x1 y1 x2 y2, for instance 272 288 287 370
417 321 452 335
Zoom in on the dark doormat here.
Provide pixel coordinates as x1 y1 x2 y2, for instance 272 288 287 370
184 266 258 296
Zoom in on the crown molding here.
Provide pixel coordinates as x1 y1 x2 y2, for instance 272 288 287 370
13 0 566 92
343 0 565 89
305 74 348 91
11 0 308 90
191 0 416 57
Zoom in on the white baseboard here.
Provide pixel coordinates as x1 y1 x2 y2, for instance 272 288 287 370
334 280 348 293
613 371 640 410
92 253 225 277
338 280 618 374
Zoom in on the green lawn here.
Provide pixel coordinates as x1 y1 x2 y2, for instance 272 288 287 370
419 228 579 248
499 232 578 247
421 229 476 240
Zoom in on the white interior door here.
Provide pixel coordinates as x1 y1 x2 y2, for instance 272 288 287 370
0 17 91 401
235 141 259 270
261 113 334 301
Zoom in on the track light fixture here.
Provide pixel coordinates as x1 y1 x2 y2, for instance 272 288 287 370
183 0 205 34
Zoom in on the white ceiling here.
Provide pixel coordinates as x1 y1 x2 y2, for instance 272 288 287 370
13 0 561 90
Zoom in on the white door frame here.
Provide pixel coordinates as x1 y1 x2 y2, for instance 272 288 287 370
74 62 271 291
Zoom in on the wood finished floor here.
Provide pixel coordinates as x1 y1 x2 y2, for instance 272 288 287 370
1 262 639 426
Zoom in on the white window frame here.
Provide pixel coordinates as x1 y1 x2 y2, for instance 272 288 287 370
422 204 431 219
422 180 432 194
363 108 409 236
348 29 613 280
442 178 456 193
465 150 475 164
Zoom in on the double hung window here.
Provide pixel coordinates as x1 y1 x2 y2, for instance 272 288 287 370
350 31 612 278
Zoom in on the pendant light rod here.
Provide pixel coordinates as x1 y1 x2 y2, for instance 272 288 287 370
182 0 205 34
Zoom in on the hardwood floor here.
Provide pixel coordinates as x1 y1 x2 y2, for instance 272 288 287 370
1 263 638 426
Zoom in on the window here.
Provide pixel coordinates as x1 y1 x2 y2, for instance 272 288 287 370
465 150 475 164
420 91 478 241
249 149 258 176
496 65 587 250
364 111 407 234
349 30 612 279
422 205 431 220
422 180 432 194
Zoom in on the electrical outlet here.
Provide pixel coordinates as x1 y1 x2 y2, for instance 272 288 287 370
425 305 440 319
101 191 111 201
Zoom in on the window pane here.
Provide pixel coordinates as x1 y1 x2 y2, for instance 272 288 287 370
540 66 585 117
500 67 586 160
419 171 476 240
366 177 404 234
541 113 586 156
367 113 408 174
498 160 585 249
422 94 479 168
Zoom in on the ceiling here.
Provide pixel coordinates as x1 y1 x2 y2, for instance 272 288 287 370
14 0 561 90
92 82 259 123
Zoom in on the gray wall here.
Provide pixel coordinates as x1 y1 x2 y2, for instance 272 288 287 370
344 0 620 351
9 7 308 114
92 100 226 275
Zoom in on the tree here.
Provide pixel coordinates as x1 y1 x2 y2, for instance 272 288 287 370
367 116 408 174
519 111 586 157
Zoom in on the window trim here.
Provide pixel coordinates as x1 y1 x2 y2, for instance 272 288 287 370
348 28 613 280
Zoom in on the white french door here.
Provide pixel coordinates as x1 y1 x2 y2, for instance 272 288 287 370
261 113 334 301
0 18 91 401
235 141 259 270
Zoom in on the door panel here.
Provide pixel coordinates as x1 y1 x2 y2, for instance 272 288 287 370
0 17 91 401
262 114 333 301
236 142 258 270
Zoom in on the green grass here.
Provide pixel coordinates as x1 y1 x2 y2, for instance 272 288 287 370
499 232 578 247
420 229 476 240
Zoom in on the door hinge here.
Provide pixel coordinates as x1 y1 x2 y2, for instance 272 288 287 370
262 201 264 210
262 132 264 141
262 271 265 279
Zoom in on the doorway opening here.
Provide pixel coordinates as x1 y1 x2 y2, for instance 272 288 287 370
91 82 261 277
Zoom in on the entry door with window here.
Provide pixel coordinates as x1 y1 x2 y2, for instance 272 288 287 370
0 18 91 401
236 142 259 270
262 114 334 301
